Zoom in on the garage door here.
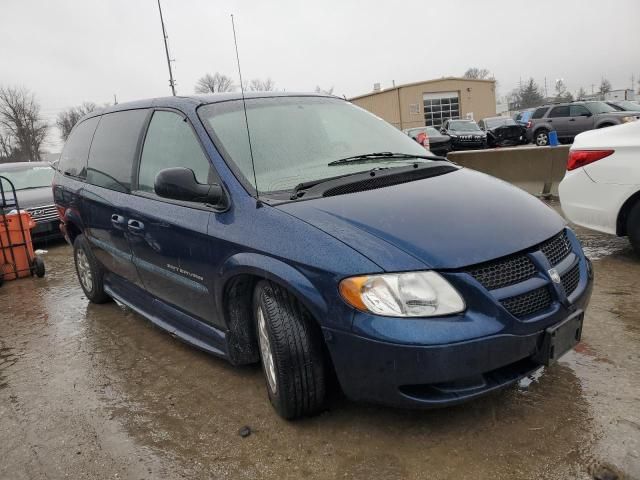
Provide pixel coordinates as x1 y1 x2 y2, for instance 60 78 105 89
423 92 460 127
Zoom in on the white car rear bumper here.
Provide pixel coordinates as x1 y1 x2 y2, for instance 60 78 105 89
559 169 635 235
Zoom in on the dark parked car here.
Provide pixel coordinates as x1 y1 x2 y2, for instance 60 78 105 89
53 93 592 419
0 161 61 242
404 126 451 156
478 117 527 147
440 119 487 150
527 101 640 146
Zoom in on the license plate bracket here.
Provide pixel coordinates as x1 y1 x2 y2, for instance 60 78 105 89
533 313 584 366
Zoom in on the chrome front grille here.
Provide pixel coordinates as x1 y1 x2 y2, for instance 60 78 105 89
26 204 58 224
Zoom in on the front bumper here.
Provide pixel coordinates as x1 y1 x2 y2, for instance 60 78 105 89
324 236 593 408
31 219 63 242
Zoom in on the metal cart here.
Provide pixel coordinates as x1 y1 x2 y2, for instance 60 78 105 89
0 174 45 287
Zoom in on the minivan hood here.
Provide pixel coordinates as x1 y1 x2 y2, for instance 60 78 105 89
5 187 54 209
278 169 565 270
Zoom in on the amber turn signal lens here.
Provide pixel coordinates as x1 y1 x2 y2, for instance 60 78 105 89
338 276 369 312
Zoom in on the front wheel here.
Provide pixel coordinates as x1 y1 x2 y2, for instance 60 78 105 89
253 280 325 419
535 129 549 146
73 234 110 303
628 201 640 256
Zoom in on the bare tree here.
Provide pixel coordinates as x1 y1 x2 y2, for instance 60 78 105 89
599 78 612 95
56 102 97 141
315 85 334 95
576 87 588 100
0 86 48 162
195 73 235 94
247 78 276 91
554 79 573 102
0 131 16 161
463 67 492 80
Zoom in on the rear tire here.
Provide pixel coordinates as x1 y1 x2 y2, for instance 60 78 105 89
73 234 110 303
253 280 325 419
535 129 549 146
627 201 640 256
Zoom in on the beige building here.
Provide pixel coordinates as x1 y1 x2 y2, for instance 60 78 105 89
349 77 497 130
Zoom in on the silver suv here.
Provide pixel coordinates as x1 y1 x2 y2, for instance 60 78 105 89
526 101 640 146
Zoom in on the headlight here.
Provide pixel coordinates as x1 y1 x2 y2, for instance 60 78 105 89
621 116 637 123
339 272 465 317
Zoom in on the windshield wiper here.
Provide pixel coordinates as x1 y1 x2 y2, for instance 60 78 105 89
327 152 442 166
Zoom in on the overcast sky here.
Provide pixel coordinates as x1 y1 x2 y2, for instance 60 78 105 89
2 0 639 152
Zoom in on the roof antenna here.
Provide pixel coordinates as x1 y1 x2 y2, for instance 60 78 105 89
231 14 260 204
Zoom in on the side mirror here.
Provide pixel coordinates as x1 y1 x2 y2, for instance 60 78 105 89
154 167 224 205
582 112 592 117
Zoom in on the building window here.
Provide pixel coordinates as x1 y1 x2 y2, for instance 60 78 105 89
423 92 460 127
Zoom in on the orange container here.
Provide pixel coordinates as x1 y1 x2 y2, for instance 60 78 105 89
0 211 36 281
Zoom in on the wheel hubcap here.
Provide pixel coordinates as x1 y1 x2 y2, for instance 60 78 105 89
76 249 93 292
257 306 277 394
537 133 548 145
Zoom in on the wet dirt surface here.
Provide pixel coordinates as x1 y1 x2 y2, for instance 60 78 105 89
1 209 639 479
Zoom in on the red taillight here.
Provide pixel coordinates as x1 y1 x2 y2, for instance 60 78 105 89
526 120 532 129
567 150 614 171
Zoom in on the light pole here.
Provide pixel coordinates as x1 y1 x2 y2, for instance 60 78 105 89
157 0 176 96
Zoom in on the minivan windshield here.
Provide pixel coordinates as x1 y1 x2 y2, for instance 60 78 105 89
0 165 54 191
199 96 432 194
448 120 481 132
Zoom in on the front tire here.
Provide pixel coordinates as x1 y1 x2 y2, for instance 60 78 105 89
253 280 325 419
627 201 640 256
535 129 549 146
73 234 110 303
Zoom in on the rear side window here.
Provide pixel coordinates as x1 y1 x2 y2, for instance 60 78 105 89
532 107 548 119
87 109 149 192
548 106 569 118
137 111 212 193
569 105 590 116
58 117 99 178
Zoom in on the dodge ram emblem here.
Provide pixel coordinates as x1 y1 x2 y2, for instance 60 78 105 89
548 268 561 284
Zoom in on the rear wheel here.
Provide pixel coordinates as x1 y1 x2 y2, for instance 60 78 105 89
73 234 110 303
535 129 549 146
627 201 640 256
253 280 325 419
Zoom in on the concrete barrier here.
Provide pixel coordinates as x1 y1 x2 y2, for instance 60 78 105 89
447 145 570 197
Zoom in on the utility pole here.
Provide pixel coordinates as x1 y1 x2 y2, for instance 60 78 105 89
157 0 176 96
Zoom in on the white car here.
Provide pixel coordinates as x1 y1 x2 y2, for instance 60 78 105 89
559 120 640 254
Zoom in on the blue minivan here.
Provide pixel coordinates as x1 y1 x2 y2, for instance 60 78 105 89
53 93 593 419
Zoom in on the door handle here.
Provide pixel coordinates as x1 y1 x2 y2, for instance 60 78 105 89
127 219 144 233
111 214 125 225
569 118 576 121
